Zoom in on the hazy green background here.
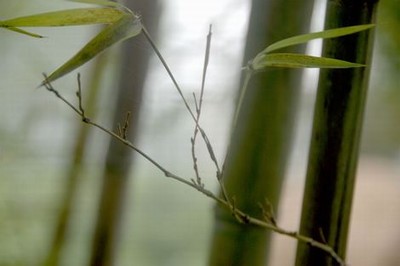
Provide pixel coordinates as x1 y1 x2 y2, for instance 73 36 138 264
0 0 398 265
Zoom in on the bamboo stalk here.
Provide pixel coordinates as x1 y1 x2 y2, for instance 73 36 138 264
208 0 314 265
295 1 379 265
42 51 108 266
88 1 161 265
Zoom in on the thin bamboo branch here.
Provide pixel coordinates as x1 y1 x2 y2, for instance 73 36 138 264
141 26 197 121
191 25 213 187
142 26 222 176
42 75 346 266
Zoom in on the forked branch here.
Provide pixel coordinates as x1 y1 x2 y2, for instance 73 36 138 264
42 74 346 266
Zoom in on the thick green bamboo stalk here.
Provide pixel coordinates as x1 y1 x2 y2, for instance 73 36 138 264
295 1 379 265
208 1 314 265
42 52 108 266
88 1 160 265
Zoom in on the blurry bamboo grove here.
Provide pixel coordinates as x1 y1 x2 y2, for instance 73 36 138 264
0 0 399 266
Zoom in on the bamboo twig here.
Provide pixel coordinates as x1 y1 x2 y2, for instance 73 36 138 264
190 25 212 187
142 26 197 121
142 25 223 181
42 74 346 266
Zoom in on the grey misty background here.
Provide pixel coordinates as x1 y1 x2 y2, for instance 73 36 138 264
0 0 399 266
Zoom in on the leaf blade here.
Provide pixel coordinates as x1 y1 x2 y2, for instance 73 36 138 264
68 0 121 7
263 24 374 54
5 26 44 38
251 53 365 70
41 14 142 85
0 8 125 28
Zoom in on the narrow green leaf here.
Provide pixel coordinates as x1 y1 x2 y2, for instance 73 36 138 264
41 14 142 85
263 24 374 54
68 0 121 8
0 8 124 28
5 26 44 38
251 53 365 70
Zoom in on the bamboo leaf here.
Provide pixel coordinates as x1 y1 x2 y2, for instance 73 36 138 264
41 14 142 85
251 53 365 70
5 26 44 38
0 8 125 28
68 0 121 8
262 24 374 54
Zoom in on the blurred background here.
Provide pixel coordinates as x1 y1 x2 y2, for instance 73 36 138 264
0 0 398 266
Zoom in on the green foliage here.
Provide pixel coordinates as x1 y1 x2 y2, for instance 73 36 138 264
262 24 374 54
0 8 124 28
2 26 44 38
0 0 373 87
0 1 386 265
0 1 142 85
251 53 364 69
68 0 122 7
234 24 373 127
249 24 374 71
42 13 141 85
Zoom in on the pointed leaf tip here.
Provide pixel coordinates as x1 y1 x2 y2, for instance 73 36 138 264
5 26 44 38
68 0 122 8
251 53 365 70
42 14 142 84
262 24 375 54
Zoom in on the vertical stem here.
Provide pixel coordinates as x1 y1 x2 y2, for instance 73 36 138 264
42 50 108 266
208 0 314 265
295 1 379 265
88 1 161 265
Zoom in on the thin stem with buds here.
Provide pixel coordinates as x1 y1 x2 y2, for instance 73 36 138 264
42 74 346 266
191 25 212 187
142 25 223 179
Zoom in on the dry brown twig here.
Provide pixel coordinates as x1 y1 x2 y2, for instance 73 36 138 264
41 26 346 265
41 73 345 266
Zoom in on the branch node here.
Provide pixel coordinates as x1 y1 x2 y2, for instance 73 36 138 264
318 228 328 244
42 35 347 264
116 111 131 140
258 199 277 226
